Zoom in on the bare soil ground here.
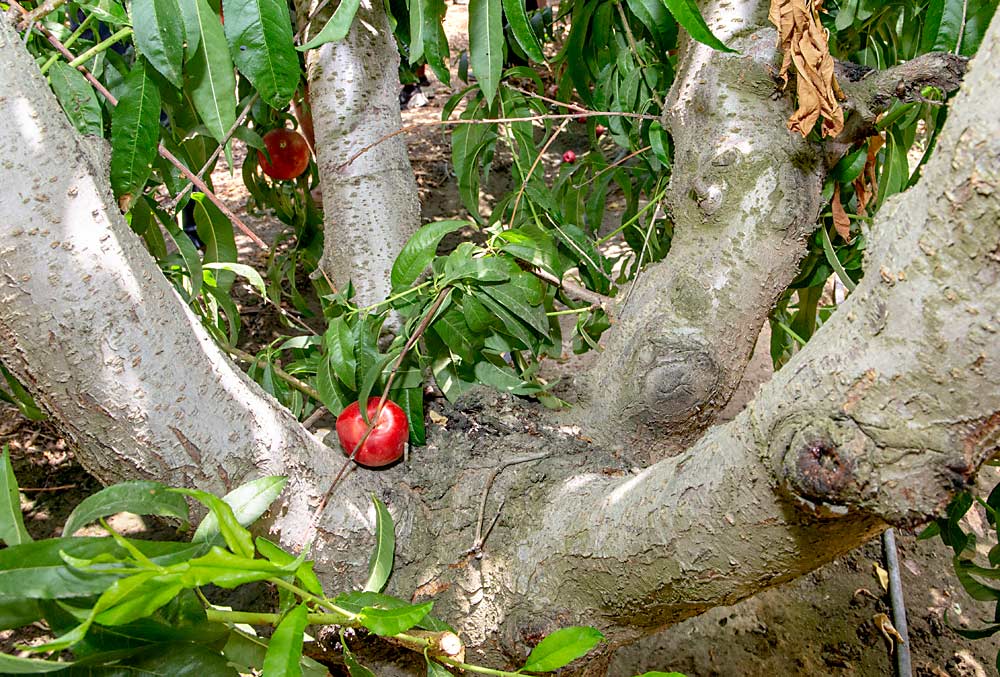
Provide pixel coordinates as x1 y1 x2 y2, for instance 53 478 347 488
3 7 999 675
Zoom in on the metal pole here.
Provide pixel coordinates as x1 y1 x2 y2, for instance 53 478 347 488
882 527 913 677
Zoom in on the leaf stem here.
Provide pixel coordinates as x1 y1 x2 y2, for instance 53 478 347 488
224 345 323 402
68 27 132 68
437 656 525 677
39 13 92 74
267 577 357 619
206 608 348 626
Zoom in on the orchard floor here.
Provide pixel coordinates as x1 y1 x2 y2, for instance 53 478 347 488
4 10 1000 676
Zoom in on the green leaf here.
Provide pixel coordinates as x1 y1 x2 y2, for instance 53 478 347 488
342 636 377 677
184 0 237 142
256 538 324 595
48 61 103 136
469 0 504 102
521 626 605 673
0 365 45 422
357 352 400 424
110 61 161 204
224 628 328 677
431 307 477 363
177 488 254 558
132 0 186 88
326 317 358 390
262 604 309 677
62 481 189 537
317 356 351 414
391 220 469 290
190 476 287 550
426 657 452 676
298 0 363 50
632 673 687 677
481 282 549 335
648 120 670 165
0 652 77 673
462 294 495 333
80 0 130 25
660 0 734 52
473 360 540 395
204 262 266 297
178 546 292 589
0 599 42 630
0 446 31 546
191 194 238 291
440 254 511 287
0 538 203 602
830 145 867 184
364 496 395 593
224 0 300 108
395 386 426 446
155 204 204 301
422 0 452 86
357 601 434 636
502 0 544 62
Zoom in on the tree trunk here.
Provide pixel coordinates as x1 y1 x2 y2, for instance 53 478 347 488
297 0 422 307
1 8 998 674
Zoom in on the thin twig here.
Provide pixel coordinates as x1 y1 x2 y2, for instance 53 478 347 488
302 405 329 430
20 484 78 493
882 528 913 677
615 1 665 110
164 99 258 212
579 145 652 188
225 345 322 401
509 118 571 229
338 111 660 171
10 0 268 250
506 84 588 113
15 0 66 29
529 268 613 309
464 452 550 556
312 288 451 524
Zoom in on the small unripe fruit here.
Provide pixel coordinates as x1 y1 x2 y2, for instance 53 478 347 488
562 150 577 164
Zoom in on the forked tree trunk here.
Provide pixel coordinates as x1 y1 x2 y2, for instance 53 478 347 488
0 8 998 673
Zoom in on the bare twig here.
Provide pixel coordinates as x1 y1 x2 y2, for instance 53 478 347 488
225 345 322 401
338 111 660 171
464 452 550 556
10 0 268 250
530 267 614 310
20 484 77 492
302 406 329 430
509 118 571 229
15 0 66 29
579 145 652 188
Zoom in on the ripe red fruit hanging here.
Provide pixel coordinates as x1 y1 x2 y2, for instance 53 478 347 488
257 128 311 181
336 398 409 468
595 124 607 137
562 150 577 164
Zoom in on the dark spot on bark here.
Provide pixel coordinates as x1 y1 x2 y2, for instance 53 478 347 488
795 438 856 500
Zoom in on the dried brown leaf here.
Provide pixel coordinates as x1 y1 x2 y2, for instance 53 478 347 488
831 183 852 242
769 0 845 137
873 612 905 653
873 562 889 592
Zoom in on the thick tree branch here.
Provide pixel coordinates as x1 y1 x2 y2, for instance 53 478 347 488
836 51 969 144
579 0 822 458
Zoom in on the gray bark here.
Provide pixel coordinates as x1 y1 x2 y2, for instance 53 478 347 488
298 0 421 307
0 6 998 674
578 0 970 462
0 16 411 577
